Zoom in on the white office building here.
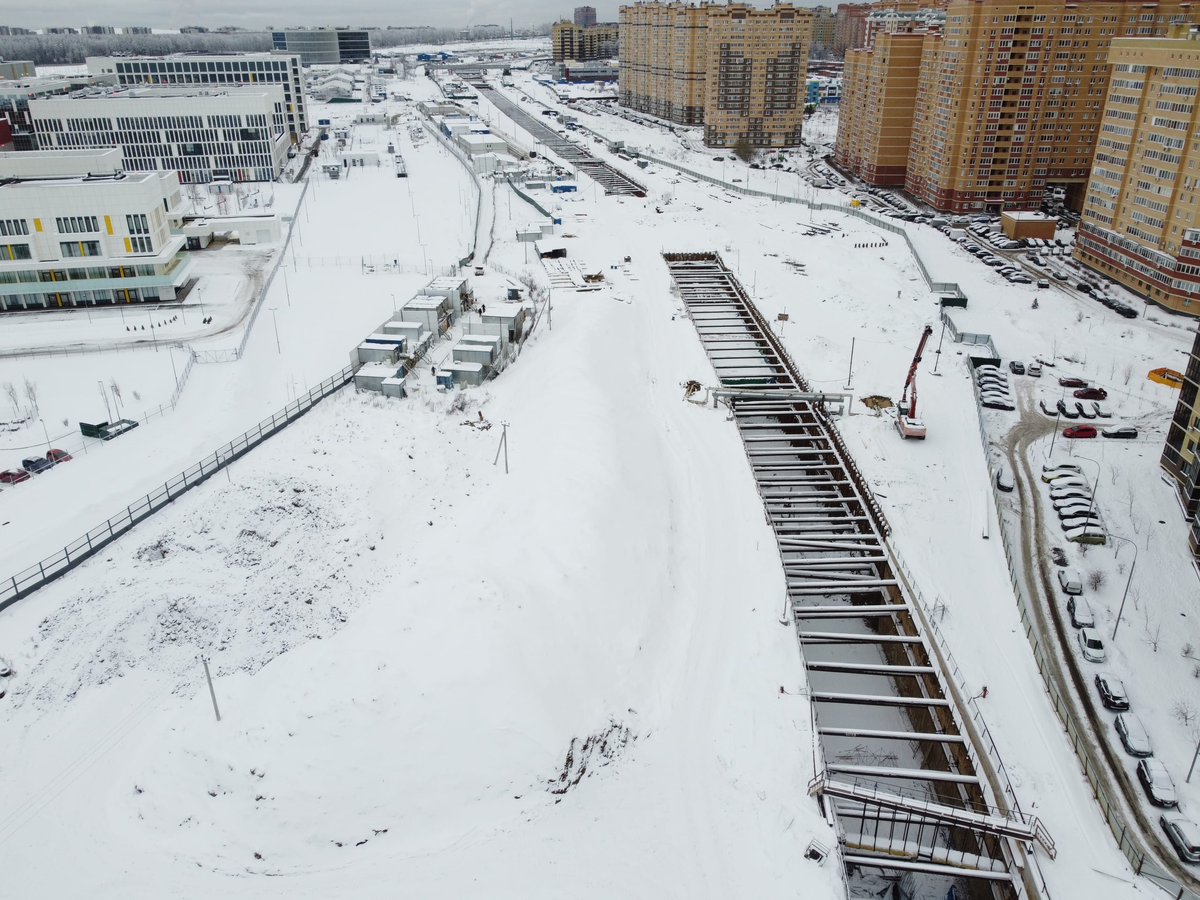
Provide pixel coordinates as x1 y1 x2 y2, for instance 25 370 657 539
30 87 291 183
0 149 193 312
86 52 308 136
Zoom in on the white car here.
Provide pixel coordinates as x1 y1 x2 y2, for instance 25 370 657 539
1050 487 1093 502
1043 462 1082 476
1116 712 1153 757
1078 627 1107 662
1046 476 1090 489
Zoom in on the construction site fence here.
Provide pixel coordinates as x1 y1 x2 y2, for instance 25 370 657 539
286 255 458 276
633 150 968 302
504 175 556 219
963 361 1199 899
0 364 357 614
419 118 483 266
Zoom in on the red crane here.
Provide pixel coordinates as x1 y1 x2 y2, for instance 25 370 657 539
897 325 933 440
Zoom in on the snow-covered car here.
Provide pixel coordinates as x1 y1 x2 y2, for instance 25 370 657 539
996 467 1014 492
1039 400 1057 416
1102 426 1138 439
1037 279 1051 289
1050 488 1093 504
1093 402 1112 418
1057 503 1097 519
0 469 30 484
1075 402 1097 420
1067 596 1095 628
1095 673 1130 711
1009 274 1033 284
979 387 1011 399
1057 567 1083 595
1046 475 1089 488
1075 387 1108 400
1138 759 1178 808
981 397 1016 411
1161 815 1200 864
1077 628 1107 662
1062 515 1105 532
1059 376 1089 388
1056 400 1080 419
1065 525 1107 545
1043 462 1083 478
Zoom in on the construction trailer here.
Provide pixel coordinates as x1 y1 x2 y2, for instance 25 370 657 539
420 275 470 309
354 364 401 392
477 302 527 347
356 342 401 365
435 360 485 388
401 294 453 335
381 376 407 399
458 332 501 358
452 341 494 367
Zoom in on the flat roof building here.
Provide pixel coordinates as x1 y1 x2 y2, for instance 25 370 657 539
30 87 291 183
86 52 307 136
0 60 35 81
272 29 371 66
552 20 620 62
0 150 193 312
575 6 598 27
0 73 119 151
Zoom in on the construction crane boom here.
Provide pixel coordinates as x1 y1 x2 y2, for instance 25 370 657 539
896 325 934 440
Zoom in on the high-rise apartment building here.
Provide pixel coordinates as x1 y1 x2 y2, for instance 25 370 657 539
87 52 307 136
836 0 1197 214
575 5 598 26
836 30 928 184
271 28 370 65
552 20 621 61
1162 325 1200 552
812 6 837 50
834 3 872 54
619 1 811 148
619 1 710 124
1074 28 1200 315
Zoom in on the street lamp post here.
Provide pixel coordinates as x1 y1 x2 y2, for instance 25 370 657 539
270 308 281 354
1109 533 1138 641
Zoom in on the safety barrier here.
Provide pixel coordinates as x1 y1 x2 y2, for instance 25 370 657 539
0 364 358 613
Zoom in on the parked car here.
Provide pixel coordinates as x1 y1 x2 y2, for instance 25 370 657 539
1095 673 1130 711
21 457 53 475
1074 388 1108 400
1102 426 1139 439
1057 502 1097 519
996 466 1015 492
1057 567 1083 595
1039 399 1057 416
1066 526 1108 545
1010 275 1033 284
1138 759 1179 808
982 397 1016 411
1075 402 1097 420
1078 627 1107 662
1057 400 1080 419
46 448 73 464
1059 377 1089 388
1009 361 1026 375
1064 425 1098 439
1043 462 1083 477
0 469 30 484
1115 712 1153 756
1161 815 1200 864
1077 281 1094 293
1093 403 1112 418
1062 515 1105 532
1051 489 1094 504
1067 595 1095 628
1037 279 1051 289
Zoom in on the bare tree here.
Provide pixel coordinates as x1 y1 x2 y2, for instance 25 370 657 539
1173 700 1198 728
1142 608 1163 652
2 381 17 417
1123 362 1134 385
109 378 123 413
22 376 38 418
1086 569 1107 591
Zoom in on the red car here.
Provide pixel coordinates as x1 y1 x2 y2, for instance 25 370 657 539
1064 425 1098 439
0 469 30 484
1074 388 1108 400
1059 377 1089 388
46 448 73 464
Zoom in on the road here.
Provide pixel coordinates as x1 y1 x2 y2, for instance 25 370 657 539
1001 380 1200 894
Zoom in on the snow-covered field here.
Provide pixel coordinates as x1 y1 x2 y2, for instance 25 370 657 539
3 58 1200 899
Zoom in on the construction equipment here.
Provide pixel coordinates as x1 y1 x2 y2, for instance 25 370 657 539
897 325 933 439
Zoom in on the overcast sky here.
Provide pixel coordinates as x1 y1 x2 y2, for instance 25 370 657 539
6 1 829 32
6 2 618 30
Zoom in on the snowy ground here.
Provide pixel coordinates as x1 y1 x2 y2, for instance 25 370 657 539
4 61 1199 899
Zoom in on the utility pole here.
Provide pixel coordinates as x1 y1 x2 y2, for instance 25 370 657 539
270 308 281 354
148 310 158 351
201 657 221 722
932 319 947 374
283 268 291 306
845 337 855 389
1110 534 1138 641
493 422 509 474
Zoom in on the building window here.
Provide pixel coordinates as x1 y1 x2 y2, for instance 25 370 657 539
126 214 150 235
0 244 32 260
0 219 29 237
55 216 100 234
60 240 101 258
129 236 154 253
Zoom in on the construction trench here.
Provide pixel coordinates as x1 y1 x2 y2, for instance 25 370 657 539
663 252 1054 900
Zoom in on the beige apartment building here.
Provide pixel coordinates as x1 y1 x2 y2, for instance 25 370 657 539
1075 27 1200 316
552 20 621 62
835 3 872 54
837 0 1197 214
836 30 929 184
619 1 812 148
812 5 837 49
